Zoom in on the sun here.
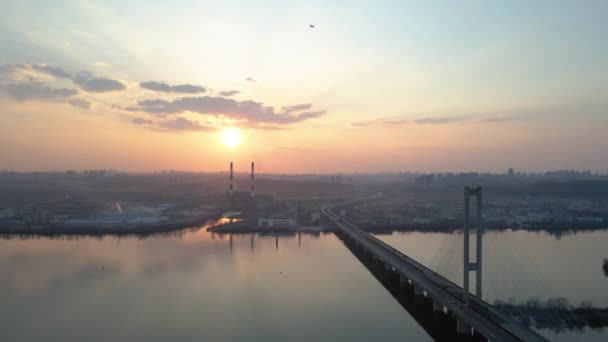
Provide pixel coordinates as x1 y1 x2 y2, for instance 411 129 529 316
222 128 240 148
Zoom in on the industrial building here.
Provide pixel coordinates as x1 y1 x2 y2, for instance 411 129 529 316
257 218 296 229
226 161 275 210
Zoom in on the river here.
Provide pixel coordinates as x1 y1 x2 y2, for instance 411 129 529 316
0 220 606 341
376 229 608 341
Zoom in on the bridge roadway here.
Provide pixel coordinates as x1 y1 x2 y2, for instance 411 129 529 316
322 201 548 342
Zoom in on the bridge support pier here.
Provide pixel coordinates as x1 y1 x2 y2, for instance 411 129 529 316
432 300 443 312
457 319 473 335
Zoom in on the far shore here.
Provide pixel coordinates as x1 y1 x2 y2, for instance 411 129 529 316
0 213 222 237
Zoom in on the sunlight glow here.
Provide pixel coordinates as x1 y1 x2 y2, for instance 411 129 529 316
222 128 240 148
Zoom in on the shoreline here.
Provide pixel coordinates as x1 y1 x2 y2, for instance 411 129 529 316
207 221 333 234
1 216 606 237
0 213 222 237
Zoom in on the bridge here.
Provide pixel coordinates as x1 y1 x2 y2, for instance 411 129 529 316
321 198 548 342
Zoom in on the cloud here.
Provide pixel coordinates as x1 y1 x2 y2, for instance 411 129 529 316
140 81 206 94
0 63 29 76
282 103 312 113
4 81 78 101
73 71 126 92
413 116 465 125
1 64 125 93
352 117 410 127
240 123 286 130
414 114 517 125
132 117 153 124
125 96 326 125
137 99 168 108
477 114 513 123
158 117 214 131
2 63 325 131
353 114 516 127
218 90 240 96
245 77 256 83
32 64 71 79
0 79 95 111
68 98 91 110
290 110 325 121
131 116 214 132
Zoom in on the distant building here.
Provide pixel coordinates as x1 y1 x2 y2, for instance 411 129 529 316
258 218 296 229
508 168 514 176
310 212 321 224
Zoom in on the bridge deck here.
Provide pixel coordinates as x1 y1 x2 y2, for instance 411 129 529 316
322 203 548 342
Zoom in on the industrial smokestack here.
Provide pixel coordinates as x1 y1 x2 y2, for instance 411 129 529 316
229 162 234 195
250 162 255 198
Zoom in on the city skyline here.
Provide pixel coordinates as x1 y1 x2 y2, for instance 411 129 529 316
1 1 608 173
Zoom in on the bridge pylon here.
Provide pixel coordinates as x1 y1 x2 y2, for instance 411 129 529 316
463 186 483 303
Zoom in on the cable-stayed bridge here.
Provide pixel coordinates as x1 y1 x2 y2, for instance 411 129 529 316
321 191 549 342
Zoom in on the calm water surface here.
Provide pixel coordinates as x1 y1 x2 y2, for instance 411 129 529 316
0 222 430 342
376 229 608 342
2 223 606 341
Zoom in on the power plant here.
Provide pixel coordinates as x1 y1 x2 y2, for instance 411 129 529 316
250 162 255 198
227 161 256 199
223 162 299 230
226 161 268 215
229 161 234 196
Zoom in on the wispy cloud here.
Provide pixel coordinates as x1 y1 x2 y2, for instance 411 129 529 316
140 81 206 94
282 103 312 113
0 74 97 110
123 96 326 126
353 114 516 127
0 64 28 75
4 81 78 101
157 117 215 131
245 77 256 83
131 117 215 132
1 77 92 110
68 98 91 110
27 64 126 93
476 113 514 123
72 71 126 92
352 117 410 127
218 90 240 97
413 116 467 125
32 64 71 79
132 117 153 125
1 63 325 132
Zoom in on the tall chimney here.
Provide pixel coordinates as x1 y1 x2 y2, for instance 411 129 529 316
250 162 255 198
229 162 234 195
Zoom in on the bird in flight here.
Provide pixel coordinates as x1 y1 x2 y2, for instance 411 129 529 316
309 24 315 29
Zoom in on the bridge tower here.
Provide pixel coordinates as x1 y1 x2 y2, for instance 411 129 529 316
463 186 483 302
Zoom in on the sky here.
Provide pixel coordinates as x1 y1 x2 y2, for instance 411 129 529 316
1 0 607 173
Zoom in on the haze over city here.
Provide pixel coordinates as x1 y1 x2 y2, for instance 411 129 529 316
2 1 607 173
2 2 608 342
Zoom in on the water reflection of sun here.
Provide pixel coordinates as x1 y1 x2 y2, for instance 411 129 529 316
182 217 242 243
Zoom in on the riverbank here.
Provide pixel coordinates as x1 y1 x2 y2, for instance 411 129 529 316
207 221 333 234
0 213 222 237
360 222 608 235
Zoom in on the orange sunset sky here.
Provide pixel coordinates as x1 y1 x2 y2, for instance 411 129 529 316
1 1 607 173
